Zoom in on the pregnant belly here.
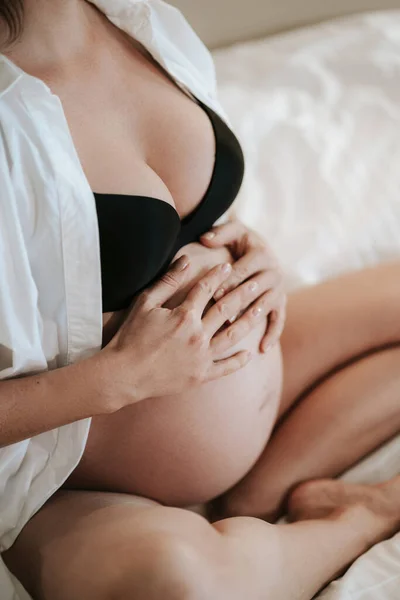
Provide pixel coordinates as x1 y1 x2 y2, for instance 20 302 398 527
69 246 283 506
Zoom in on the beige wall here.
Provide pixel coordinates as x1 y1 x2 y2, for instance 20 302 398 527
170 0 400 48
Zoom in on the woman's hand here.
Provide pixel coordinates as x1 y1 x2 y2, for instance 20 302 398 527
200 219 286 353
100 255 253 412
164 242 234 310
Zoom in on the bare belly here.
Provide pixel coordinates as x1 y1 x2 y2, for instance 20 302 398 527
69 245 283 506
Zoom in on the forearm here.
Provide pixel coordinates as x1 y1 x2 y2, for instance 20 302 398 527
0 353 110 447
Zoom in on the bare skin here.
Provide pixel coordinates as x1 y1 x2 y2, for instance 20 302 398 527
218 263 400 521
4 261 400 600
2 2 400 599
289 477 400 525
67 242 282 506
7 0 284 505
4 478 400 600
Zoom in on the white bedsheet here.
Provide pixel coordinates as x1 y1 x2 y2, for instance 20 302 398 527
213 11 400 599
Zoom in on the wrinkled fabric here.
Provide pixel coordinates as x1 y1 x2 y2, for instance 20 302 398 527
214 11 400 290
0 1 227 597
214 12 400 599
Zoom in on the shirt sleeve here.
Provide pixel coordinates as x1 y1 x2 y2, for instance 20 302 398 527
0 131 47 380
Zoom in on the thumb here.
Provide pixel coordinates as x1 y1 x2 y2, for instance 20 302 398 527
144 255 190 307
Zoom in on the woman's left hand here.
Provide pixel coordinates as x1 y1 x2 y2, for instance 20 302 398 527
200 219 286 353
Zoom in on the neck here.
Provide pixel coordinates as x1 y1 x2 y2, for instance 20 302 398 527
5 0 101 70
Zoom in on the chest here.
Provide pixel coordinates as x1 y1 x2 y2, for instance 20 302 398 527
48 44 216 219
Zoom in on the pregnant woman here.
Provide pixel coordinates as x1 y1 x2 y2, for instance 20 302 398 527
1 1 400 599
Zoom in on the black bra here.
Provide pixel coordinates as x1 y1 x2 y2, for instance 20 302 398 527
94 100 245 313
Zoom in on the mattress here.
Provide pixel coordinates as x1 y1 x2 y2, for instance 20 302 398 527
213 11 400 599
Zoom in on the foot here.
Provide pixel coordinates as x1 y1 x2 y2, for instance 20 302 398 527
288 476 400 545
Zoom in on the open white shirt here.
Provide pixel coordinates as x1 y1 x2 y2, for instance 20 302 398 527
0 1 229 596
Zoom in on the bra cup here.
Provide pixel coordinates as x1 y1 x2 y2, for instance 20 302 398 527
94 194 180 312
94 102 245 313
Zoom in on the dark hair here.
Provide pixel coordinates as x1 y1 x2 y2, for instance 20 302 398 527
0 0 24 45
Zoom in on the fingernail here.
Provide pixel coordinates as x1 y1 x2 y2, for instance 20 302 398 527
202 231 216 240
221 263 232 274
252 306 262 318
229 315 237 323
214 288 225 300
248 282 259 293
176 256 189 271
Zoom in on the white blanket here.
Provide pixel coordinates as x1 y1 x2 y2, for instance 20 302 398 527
213 11 400 599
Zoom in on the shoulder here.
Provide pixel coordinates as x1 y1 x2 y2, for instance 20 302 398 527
0 54 23 96
0 56 29 150
0 57 23 152
0 61 52 179
0 62 49 238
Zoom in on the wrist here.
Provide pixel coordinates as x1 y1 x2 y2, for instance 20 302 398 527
89 347 144 414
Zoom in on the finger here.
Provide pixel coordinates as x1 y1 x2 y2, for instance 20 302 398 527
260 301 287 353
200 220 243 247
203 270 277 337
183 263 232 312
214 250 277 299
210 289 279 355
140 255 190 308
203 280 260 337
207 350 252 381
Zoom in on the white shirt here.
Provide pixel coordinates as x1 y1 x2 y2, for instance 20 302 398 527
0 1 229 596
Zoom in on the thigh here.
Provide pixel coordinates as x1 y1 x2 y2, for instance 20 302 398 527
3 490 255 600
2 488 377 600
280 262 400 416
2 490 161 600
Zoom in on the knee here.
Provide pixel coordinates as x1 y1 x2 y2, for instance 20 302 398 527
100 531 223 600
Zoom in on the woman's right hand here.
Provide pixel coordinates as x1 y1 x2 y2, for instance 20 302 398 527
100 255 253 412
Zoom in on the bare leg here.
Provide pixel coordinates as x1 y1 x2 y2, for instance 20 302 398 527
280 262 400 413
289 476 400 525
3 484 400 600
217 263 400 521
219 346 400 521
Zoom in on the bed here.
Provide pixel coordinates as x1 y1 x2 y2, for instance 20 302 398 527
4 4 400 599
208 9 400 599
